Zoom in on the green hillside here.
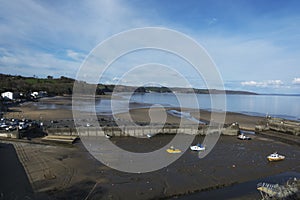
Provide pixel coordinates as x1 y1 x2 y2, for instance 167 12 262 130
0 73 257 96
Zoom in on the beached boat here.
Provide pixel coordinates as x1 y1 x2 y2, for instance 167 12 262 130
267 152 285 161
166 146 181 153
146 133 154 138
105 134 111 139
237 134 251 140
190 143 205 151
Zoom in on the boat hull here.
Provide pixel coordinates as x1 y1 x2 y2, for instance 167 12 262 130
267 156 285 162
166 149 181 153
237 134 251 140
190 146 205 151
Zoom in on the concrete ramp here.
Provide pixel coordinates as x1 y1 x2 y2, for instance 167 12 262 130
41 135 78 144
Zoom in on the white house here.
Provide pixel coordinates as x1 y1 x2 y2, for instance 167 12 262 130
1 92 13 100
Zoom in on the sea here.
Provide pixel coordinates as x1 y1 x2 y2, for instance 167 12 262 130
38 93 300 121
118 93 300 121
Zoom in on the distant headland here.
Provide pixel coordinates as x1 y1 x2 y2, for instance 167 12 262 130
0 73 257 96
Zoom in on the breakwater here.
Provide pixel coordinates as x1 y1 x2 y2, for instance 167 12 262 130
45 123 239 137
267 118 300 136
256 117 300 136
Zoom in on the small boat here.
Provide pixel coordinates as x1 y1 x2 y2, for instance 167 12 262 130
267 152 285 161
237 134 251 140
190 143 205 151
166 146 181 154
105 134 111 139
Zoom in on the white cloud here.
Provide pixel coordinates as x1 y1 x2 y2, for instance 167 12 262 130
0 0 142 49
241 80 284 88
0 47 80 78
0 0 149 78
66 50 86 61
241 81 258 86
267 80 284 86
292 78 300 85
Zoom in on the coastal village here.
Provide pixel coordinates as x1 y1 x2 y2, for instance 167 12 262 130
0 90 46 132
1 89 299 141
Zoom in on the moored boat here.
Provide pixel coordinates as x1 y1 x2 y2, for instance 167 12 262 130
105 134 111 139
190 143 205 151
237 134 251 140
166 146 181 153
147 134 154 138
267 152 285 161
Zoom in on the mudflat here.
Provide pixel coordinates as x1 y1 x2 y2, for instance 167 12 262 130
1 134 298 199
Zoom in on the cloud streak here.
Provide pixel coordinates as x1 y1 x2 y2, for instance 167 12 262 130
293 78 300 85
241 80 284 88
66 50 86 62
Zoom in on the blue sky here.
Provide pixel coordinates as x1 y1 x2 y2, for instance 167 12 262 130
0 0 300 94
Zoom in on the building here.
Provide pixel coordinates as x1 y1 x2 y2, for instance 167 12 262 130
1 91 13 100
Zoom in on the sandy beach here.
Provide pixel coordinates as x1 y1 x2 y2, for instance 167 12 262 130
1 96 299 199
4 96 265 130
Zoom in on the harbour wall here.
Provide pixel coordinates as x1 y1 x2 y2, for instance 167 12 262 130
44 124 239 137
267 118 300 136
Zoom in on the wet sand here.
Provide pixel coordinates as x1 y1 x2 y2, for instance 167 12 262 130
117 107 265 130
4 96 265 130
173 171 300 200
4 96 74 121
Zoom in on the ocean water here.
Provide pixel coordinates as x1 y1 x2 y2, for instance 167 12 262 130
120 93 300 121
36 94 300 121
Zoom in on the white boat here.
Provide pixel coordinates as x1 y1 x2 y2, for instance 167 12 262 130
190 143 205 151
237 134 251 140
146 134 154 138
105 134 111 139
267 152 285 162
